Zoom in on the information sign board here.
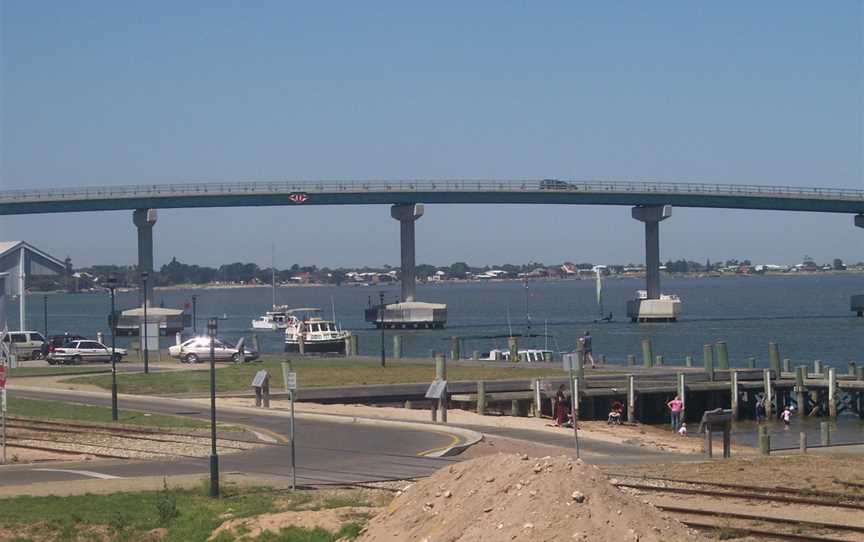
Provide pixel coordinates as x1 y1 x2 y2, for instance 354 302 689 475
251 370 269 388
425 379 447 399
285 372 297 391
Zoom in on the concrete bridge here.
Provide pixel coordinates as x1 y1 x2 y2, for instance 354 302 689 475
2 179 862 322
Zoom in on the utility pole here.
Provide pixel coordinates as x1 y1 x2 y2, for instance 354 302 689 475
141 271 149 374
379 291 385 367
107 277 119 421
208 317 220 497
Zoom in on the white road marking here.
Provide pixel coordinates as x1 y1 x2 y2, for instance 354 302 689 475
32 469 121 480
251 430 279 443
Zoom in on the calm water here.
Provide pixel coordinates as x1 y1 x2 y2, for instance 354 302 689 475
10 274 863 366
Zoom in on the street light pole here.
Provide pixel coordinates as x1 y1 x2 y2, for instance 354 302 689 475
379 291 385 367
107 277 118 422
141 271 149 374
192 295 198 335
208 317 220 497
43 295 48 339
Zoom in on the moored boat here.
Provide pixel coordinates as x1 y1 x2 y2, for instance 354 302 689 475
284 308 351 353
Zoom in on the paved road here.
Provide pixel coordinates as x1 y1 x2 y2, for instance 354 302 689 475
2 388 460 488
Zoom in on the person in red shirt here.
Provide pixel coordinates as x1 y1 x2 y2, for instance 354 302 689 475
667 395 684 431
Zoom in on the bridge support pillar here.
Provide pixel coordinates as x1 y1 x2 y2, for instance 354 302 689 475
853 216 864 317
133 209 157 306
391 203 423 303
628 205 680 322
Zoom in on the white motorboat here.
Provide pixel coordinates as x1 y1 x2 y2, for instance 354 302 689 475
251 305 292 330
284 308 351 353
479 348 554 363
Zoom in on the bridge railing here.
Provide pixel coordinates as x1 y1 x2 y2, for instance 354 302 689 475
1 180 863 202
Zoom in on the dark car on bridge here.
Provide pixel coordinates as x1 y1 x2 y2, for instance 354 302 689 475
539 179 572 190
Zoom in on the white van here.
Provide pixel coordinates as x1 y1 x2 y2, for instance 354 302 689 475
1 331 47 360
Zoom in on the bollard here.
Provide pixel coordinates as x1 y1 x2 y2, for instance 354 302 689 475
795 366 807 416
642 339 653 368
350 334 359 357
821 422 830 446
828 368 837 418
175 332 182 346
715 341 729 370
758 433 771 455
393 335 402 360
747 357 756 369
451 336 461 361
783 358 791 374
799 432 807 454
656 355 664 367
768 342 781 376
600 354 607 365
472 350 480 361
344 337 352 357
532 379 542 417
703 344 715 381
476 381 486 415
858 366 864 380
814 359 822 375
685 355 693 368
730 371 739 419
404 400 413 409
507 336 518 362
627 354 636 367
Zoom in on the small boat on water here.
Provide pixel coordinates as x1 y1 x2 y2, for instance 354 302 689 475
479 348 554 363
251 305 292 330
284 308 351 354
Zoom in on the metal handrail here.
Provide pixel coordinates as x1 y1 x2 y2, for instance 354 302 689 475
1 179 863 203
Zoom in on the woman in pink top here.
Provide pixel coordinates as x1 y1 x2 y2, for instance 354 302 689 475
667 395 684 432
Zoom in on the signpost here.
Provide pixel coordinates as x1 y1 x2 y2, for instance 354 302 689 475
286 370 297 490
1 363 7 465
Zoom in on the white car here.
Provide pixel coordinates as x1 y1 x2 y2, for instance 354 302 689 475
168 336 258 364
48 340 128 365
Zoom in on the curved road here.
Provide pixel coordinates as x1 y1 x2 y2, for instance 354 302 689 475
1 387 460 488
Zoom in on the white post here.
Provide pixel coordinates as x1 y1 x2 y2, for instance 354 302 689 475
18 248 26 331
828 368 837 418
677 372 686 410
731 370 739 419
763 368 773 418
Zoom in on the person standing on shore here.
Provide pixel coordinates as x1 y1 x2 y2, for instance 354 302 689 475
581 331 595 368
667 395 684 431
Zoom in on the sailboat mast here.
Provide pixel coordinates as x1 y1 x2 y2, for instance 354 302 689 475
596 268 604 320
271 243 277 309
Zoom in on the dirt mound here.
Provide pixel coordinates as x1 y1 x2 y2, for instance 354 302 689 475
357 454 695 542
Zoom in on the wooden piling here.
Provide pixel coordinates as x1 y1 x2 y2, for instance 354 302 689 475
758 433 771 455
763 368 773 418
344 337 353 357
508 336 518 362
642 339 653 368
828 368 837 419
451 336 461 361
252 333 260 354
747 357 755 369
768 342 781 376
600 354 607 365
393 335 402 360
849 361 857 377
799 432 807 454
685 355 693 368
730 370 739 419
795 366 807 416
782 358 791 374
511 399 524 417
703 344 715 381
404 400 413 409
715 341 729 370
281 361 292 393
472 351 480 361
627 354 636 367
656 355 664 367
677 372 686 411
532 379 542 417
476 381 486 415
814 359 822 375
350 335 358 357
820 421 830 446
627 375 636 422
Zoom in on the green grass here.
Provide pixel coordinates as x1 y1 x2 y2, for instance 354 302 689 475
71 356 573 395
0 484 372 542
9 366 111 377
8 397 209 429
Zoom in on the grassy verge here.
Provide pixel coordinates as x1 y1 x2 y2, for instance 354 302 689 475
0 483 378 542
9 366 111 378
8 398 209 430
71 356 572 395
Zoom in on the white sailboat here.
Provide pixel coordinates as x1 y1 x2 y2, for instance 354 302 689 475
594 268 613 323
251 245 290 330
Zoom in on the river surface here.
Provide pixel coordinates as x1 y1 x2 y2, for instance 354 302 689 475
6 273 864 443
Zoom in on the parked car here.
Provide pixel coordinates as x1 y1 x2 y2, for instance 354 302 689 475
41 334 88 359
168 336 258 363
47 340 127 365
1 331 47 360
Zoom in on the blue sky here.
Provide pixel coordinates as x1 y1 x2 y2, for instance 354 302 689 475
1 1 862 268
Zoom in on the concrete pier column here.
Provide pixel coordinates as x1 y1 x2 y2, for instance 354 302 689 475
133 209 157 307
703 344 715 381
795 366 807 414
390 204 424 303
631 205 671 299
715 341 729 370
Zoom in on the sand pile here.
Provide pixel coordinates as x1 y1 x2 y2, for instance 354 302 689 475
357 454 694 542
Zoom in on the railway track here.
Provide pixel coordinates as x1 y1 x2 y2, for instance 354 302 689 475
608 475 864 542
